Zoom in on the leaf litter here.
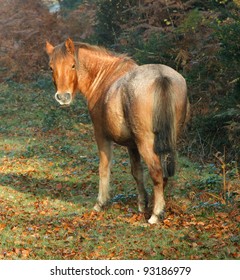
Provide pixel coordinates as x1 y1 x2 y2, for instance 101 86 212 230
0 82 239 259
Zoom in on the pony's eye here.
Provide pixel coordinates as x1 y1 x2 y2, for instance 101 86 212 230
72 64 75 69
49 66 53 72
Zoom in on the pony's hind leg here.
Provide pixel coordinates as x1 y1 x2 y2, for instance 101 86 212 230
138 141 165 224
94 140 113 212
128 146 148 213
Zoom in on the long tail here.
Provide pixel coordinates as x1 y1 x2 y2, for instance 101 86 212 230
153 76 176 178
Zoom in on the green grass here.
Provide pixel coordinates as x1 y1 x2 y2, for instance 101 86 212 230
0 78 239 259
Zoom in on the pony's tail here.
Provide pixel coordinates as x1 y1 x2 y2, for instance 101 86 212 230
153 76 176 178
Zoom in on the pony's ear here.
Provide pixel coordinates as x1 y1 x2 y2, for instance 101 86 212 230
45 41 54 55
65 38 75 54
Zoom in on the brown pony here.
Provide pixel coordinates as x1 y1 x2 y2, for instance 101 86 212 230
46 38 189 224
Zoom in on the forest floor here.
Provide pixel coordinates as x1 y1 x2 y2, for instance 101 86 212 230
0 79 239 259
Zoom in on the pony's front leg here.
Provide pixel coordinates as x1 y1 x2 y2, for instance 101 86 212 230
94 140 113 212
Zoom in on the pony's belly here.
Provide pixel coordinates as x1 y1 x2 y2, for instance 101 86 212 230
104 88 132 145
105 115 132 145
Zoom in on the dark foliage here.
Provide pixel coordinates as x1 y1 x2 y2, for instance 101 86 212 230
1 0 239 162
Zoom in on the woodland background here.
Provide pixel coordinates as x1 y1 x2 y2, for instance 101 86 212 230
1 0 240 162
0 0 239 259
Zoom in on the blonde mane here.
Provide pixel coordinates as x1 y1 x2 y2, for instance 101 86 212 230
75 42 131 61
73 42 137 105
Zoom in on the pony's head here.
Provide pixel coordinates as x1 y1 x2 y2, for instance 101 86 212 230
46 38 78 106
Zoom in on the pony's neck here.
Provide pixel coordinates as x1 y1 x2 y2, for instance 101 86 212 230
76 47 136 107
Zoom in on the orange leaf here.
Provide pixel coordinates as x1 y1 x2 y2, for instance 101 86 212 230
0 224 6 231
173 238 180 245
235 215 240 223
22 249 30 258
56 183 63 190
163 219 171 227
13 248 21 255
129 214 139 223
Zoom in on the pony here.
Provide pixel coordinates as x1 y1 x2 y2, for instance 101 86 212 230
46 38 189 224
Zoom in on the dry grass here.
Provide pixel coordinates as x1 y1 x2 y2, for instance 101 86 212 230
0 79 239 260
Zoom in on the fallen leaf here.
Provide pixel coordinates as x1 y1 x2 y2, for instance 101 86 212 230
192 242 198 248
56 183 63 190
163 219 171 227
235 215 240 222
173 238 180 245
13 248 21 255
0 224 6 231
129 214 139 224
22 249 31 258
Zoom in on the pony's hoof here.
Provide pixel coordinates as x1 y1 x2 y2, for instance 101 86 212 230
138 204 147 213
148 214 159 224
93 203 102 212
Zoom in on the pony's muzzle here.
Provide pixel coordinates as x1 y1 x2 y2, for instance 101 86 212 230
55 92 72 105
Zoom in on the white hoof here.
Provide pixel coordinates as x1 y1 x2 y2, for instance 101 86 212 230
93 203 102 212
148 214 159 224
138 203 147 213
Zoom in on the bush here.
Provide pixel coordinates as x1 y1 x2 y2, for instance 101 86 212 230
0 0 95 82
95 0 135 46
0 0 63 82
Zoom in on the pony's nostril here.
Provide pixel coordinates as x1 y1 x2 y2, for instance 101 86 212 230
64 93 71 101
55 93 62 101
55 92 72 104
